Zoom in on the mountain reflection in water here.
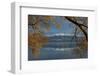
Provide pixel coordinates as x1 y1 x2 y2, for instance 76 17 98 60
28 35 88 60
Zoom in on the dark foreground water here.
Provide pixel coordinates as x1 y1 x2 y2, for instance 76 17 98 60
28 48 87 60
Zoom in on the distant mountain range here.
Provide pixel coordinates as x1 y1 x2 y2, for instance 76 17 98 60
43 34 81 48
44 33 84 43
45 33 83 37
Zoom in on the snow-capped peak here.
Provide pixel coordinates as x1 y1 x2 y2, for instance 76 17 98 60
46 33 74 37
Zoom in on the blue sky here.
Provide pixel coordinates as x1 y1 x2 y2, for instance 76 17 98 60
44 16 75 35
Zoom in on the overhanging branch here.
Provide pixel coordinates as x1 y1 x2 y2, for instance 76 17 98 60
65 17 88 41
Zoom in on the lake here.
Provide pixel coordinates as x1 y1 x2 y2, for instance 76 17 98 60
28 35 88 60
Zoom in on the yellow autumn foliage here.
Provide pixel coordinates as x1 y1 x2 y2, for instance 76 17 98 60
44 16 53 20
28 33 48 58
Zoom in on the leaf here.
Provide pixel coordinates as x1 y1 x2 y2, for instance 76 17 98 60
55 23 61 29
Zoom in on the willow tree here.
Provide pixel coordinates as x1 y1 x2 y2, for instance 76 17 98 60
28 15 61 58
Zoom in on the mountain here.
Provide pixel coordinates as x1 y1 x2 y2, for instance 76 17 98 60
46 33 74 37
45 33 83 37
43 35 81 48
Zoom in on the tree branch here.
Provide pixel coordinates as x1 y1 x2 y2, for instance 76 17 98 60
65 17 88 41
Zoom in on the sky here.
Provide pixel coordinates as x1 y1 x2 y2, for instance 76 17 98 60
44 16 75 35
28 15 84 36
